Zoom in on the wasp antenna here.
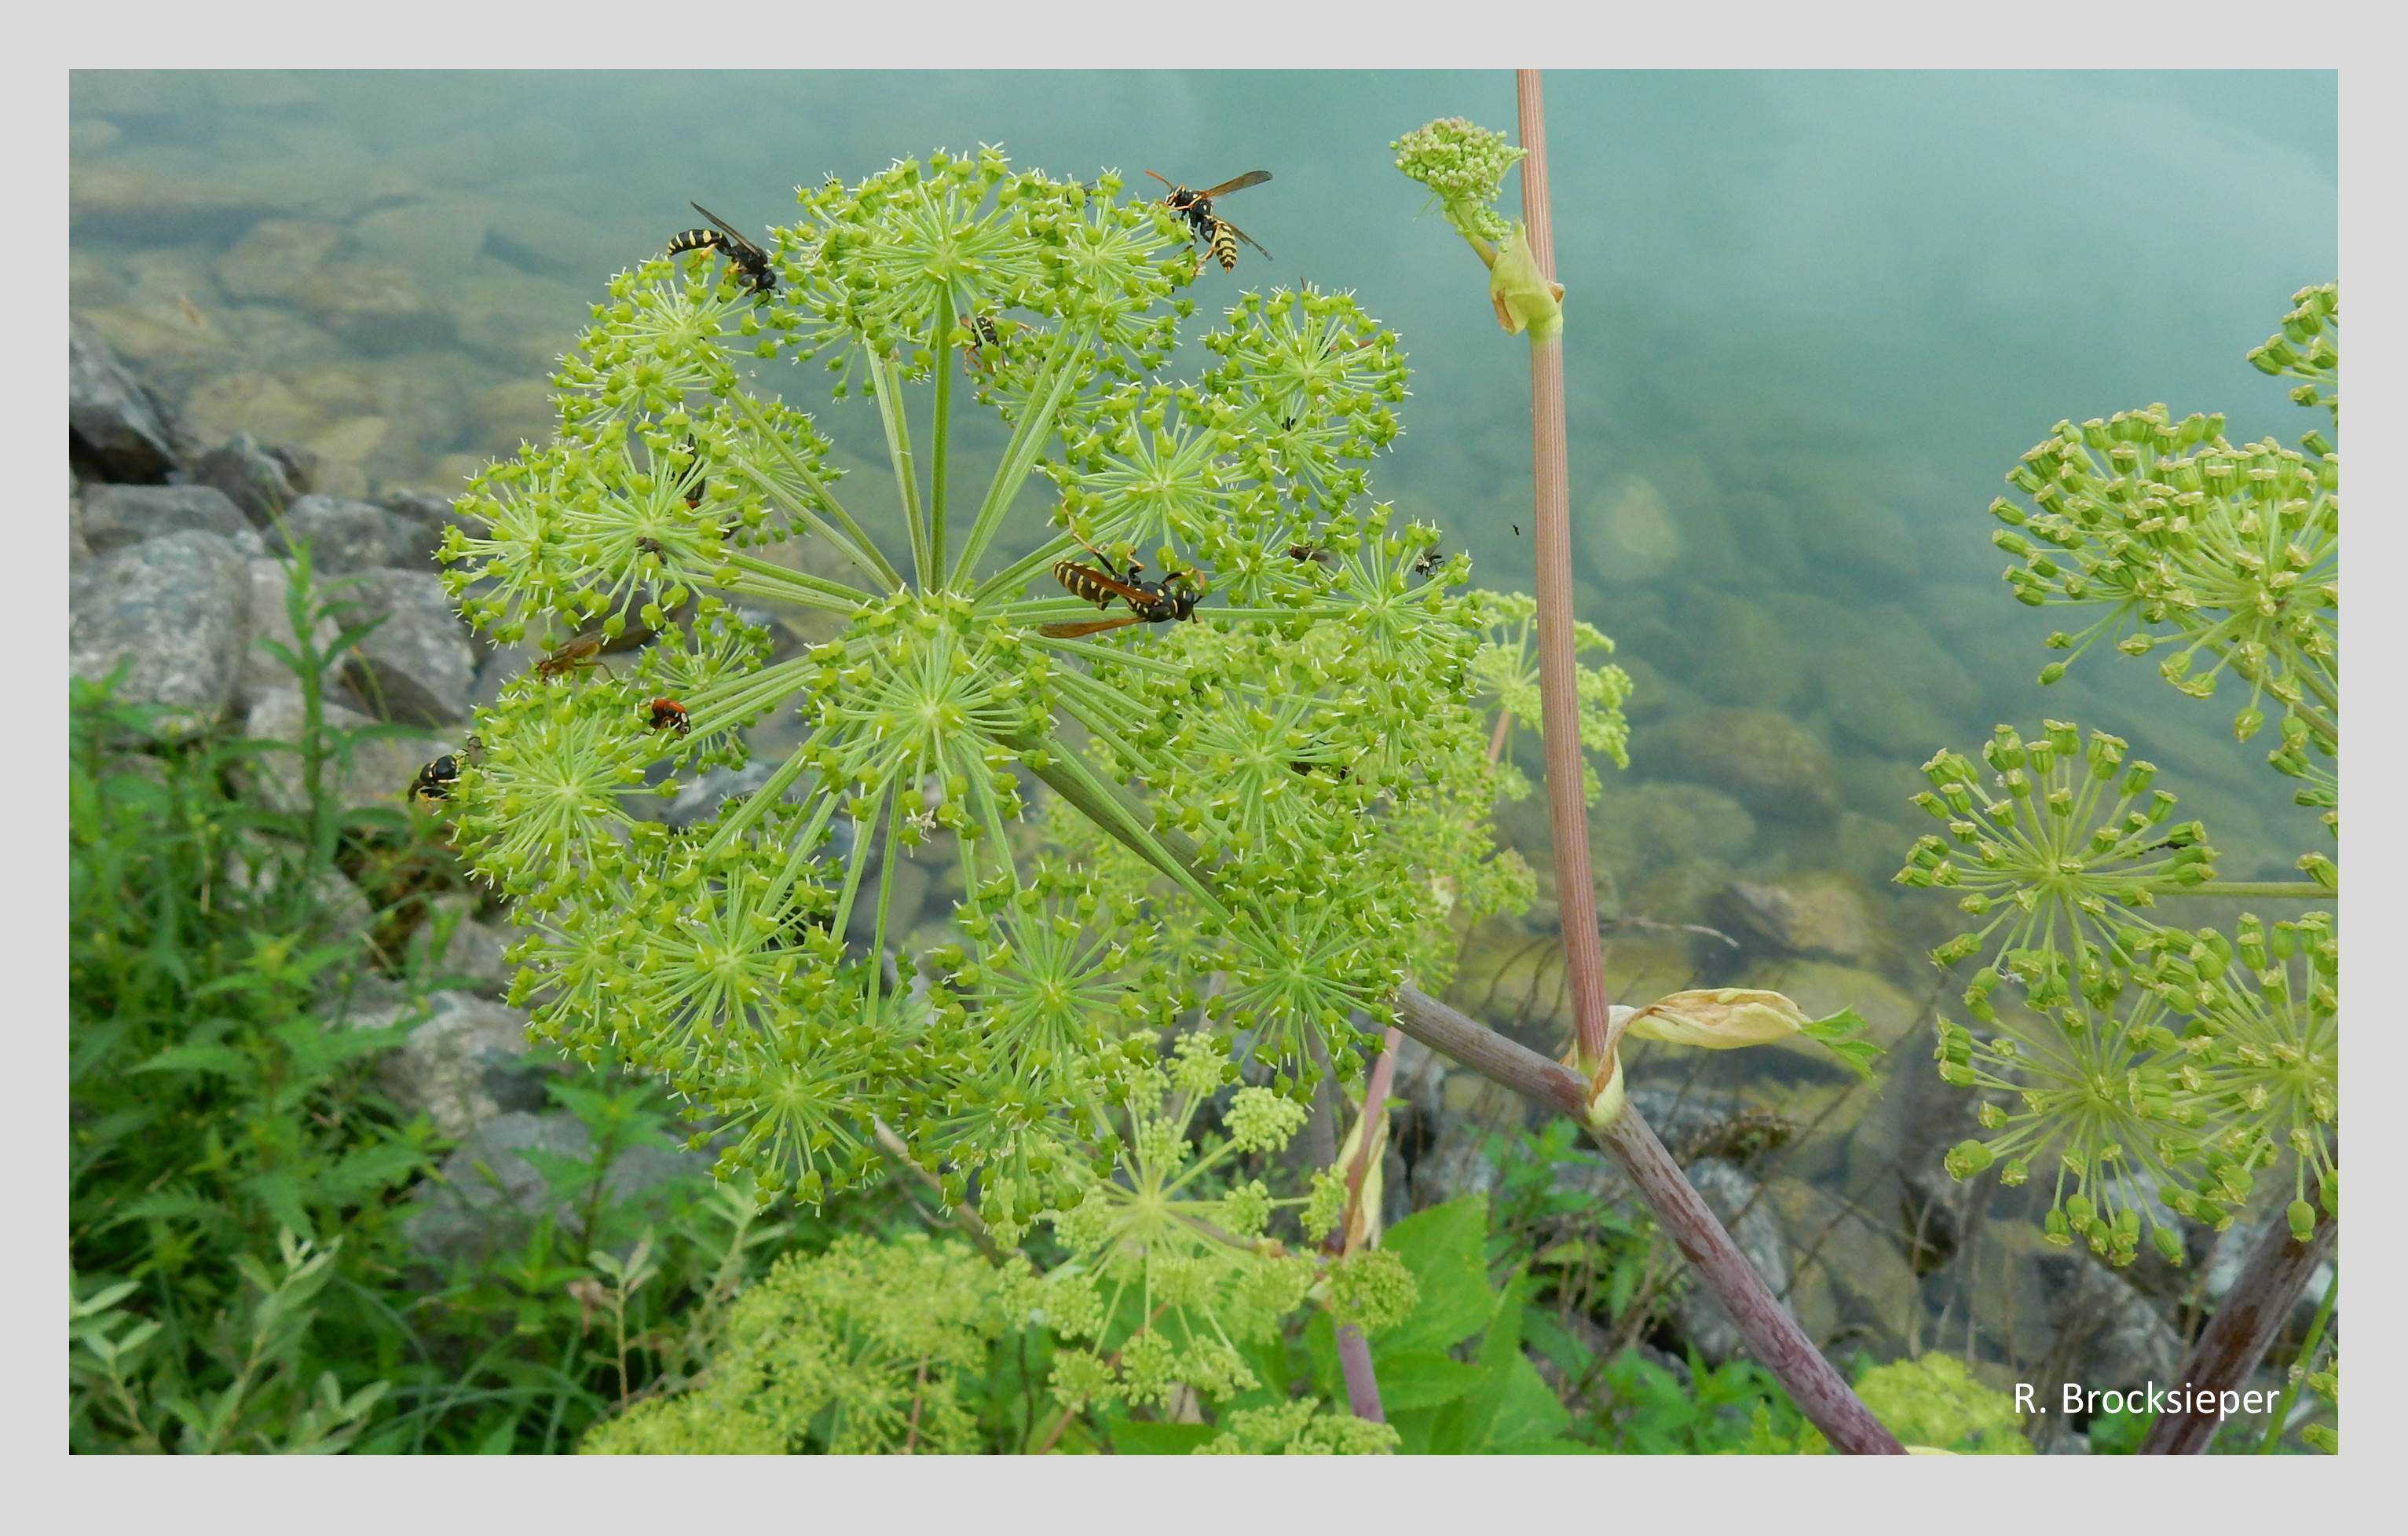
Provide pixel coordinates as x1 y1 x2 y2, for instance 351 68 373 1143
1144 170 1173 188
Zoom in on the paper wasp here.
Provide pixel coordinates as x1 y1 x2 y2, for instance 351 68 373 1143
1041 547 1202 638
960 310 1011 375
1146 170 1272 274
668 203 778 297
532 632 609 680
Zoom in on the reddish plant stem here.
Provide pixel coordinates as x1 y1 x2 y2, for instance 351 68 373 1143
1334 1326 1386 1423
1514 69 1613 1074
2141 1206 2337 1454
1395 985 1904 1454
1327 1026 1403 1424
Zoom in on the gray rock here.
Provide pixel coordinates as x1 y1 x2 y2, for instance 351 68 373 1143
69 530 248 737
272 494 421 573
238 557 345 708
189 433 316 525
336 571 477 726
1638 707 1843 826
1711 875 1879 964
1411 1113 1503 1210
69 320 183 481
240 686 445 817
415 892 518 996
2040 1250 2186 1389
469 637 540 708
350 990 546 1139
378 489 474 568
1623 1082 1755 1159
79 483 250 554
661 760 781 828
1666 1157 1791 1365
404 1109 712 1268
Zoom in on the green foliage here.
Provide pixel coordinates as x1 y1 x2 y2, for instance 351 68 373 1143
581 1234 1023 1454
434 148 1545 1271
1795 1355 2031 1454
1901 289 2340 1266
66 551 873 1454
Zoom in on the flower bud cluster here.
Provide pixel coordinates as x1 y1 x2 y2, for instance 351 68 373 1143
1392 117 1525 246
1992 403 2337 748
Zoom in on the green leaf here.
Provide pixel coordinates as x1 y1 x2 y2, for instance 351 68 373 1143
130 1044 255 1081
1367 1349 1488 1413
1484 1354 1573 1449
1105 1417 1217 1454
241 1172 315 1242
1802 1008 1883 1079
1380 1195 1497 1351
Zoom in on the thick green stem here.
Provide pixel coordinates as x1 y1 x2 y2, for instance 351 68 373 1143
728 389 899 589
930 291 955 581
697 739 821 858
712 551 874 614
870 353 930 587
1012 733 1228 922
950 324 1089 585
2256 1267 2337 1453
2175 881 2333 900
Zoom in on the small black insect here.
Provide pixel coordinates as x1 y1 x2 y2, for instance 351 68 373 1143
668 203 777 297
408 754 462 805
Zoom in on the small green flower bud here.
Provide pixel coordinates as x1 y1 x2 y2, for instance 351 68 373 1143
2287 1199 2317 1242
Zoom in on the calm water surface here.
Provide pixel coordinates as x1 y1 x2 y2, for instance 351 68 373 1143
68 67 2337 960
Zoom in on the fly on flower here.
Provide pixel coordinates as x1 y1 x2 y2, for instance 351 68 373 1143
532 632 609 681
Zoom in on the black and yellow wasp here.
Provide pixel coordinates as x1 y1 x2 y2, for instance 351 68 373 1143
1146 170 1272 275
1041 547 1202 637
667 203 778 297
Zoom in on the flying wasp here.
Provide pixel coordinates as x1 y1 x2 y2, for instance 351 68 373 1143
668 203 778 297
1041 547 1202 638
1146 170 1272 275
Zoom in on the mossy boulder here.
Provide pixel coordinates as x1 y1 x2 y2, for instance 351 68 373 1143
1638 707 1842 825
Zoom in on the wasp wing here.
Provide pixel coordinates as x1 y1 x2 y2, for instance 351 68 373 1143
688 202 767 261
1196 170 1272 199
1039 616 1147 639
1218 218 1274 261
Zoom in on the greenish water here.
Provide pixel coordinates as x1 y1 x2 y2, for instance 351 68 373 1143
69 67 2335 947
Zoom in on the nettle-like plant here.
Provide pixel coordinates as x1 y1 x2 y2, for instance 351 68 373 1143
436 147 1567 1423
1898 287 2338 1450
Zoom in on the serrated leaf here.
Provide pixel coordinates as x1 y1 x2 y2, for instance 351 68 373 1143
1484 1354 1573 1449
1379 1195 1497 1351
1367 1349 1488 1413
